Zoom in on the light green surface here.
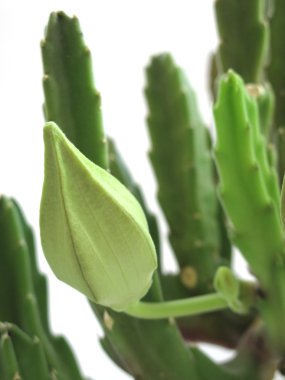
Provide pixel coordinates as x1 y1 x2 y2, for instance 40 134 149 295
40 122 157 311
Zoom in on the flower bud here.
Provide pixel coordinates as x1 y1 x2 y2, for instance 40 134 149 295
40 122 157 311
214 266 239 303
214 266 246 314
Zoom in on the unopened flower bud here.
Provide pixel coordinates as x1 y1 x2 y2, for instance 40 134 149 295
40 122 157 311
214 266 247 314
214 266 239 302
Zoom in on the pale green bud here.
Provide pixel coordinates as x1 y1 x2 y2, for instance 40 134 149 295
214 267 248 314
214 267 239 303
40 122 157 311
214 267 252 314
214 266 242 313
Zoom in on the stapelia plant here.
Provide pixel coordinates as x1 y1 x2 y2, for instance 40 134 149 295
2 1 285 379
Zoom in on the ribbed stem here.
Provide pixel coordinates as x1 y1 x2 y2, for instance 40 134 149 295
215 0 269 83
42 12 108 169
145 53 222 290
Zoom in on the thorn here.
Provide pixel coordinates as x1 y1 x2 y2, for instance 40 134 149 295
40 39 46 48
43 74 49 82
13 373 21 380
180 85 188 94
33 336 40 344
180 266 198 289
0 322 6 331
168 317 176 326
194 239 204 248
18 239 27 249
251 162 259 172
103 310 114 331
274 253 285 268
84 46 90 55
246 84 264 97
1 332 10 342
6 199 13 209
57 11 65 18
245 124 250 133
0 322 11 332
230 227 241 241
26 293 36 303
214 146 220 155
256 286 267 299
263 201 274 212
94 91 101 105
192 212 201 221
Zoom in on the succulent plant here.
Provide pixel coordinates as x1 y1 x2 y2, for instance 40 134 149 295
2 2 285 379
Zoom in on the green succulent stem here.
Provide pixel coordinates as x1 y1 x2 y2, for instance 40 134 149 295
214 70 285 353
0 332 20 379
42 11 108 169
145 53 222 290
215 0 269 83
125 293 228 319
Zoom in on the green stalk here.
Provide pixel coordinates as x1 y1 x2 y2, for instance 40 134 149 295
125 294 228 319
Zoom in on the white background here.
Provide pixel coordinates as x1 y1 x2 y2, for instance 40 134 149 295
0 1 282 379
